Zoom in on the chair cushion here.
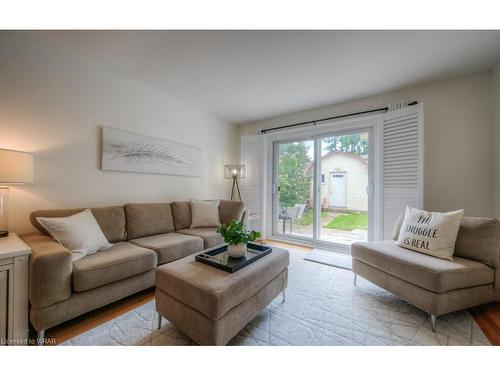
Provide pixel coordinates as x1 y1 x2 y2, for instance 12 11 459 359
72 242 157 292
454 217 500 268
129 233 204 265
176 227 224 248
351 240 494 293
156 246 290 320
124 203 175 240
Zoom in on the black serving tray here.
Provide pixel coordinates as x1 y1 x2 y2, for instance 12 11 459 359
195 242 272 273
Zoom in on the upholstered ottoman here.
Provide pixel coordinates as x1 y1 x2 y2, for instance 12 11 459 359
155 246 289 345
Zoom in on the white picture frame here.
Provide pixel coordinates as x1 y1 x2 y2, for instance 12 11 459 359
101 127 202 177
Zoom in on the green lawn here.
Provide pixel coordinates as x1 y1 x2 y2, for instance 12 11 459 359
295 210 327 226
323 212 368 231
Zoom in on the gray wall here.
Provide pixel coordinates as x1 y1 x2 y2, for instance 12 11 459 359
240 73 494 217
493 63 500 217
0 33 239 234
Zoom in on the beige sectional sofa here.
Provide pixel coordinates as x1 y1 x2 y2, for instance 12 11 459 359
21 200 245 340
351 216 500 331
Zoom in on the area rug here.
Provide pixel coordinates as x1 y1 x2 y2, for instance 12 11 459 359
304 248 352 270
61 248 490 346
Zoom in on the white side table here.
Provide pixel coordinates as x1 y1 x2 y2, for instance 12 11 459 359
0 233 31 345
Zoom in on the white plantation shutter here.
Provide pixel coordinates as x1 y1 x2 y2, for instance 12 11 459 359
382 103 424 239
240 135 264 232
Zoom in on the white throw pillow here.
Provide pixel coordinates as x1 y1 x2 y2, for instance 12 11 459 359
190 199 221 228
392 212 405 241
37 209 112 262
396 206 464 260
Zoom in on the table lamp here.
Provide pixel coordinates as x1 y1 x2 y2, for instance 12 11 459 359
0 149 34 237
224 164 245 201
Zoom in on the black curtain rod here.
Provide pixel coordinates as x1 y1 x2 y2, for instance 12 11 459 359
260 101 418 134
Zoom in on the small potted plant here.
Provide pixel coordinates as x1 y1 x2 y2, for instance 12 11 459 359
217 220 262 258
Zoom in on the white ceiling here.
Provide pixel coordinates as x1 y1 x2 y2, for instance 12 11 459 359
33 31 500 124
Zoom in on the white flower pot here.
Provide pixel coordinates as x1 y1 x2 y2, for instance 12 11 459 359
227 243 247 258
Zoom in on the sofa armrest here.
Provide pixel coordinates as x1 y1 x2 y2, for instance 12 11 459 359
21 233 73 309
495 264 500 300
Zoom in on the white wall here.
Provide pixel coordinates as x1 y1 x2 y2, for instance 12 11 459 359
240 73 494 218
493 63 500 217
0 33 239 234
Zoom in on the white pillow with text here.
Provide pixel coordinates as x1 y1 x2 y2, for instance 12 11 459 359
396 206 464 260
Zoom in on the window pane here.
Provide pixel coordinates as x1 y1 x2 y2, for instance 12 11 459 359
274 140 314 239
318 132 369 245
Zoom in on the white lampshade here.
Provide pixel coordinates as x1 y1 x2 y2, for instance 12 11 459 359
0 149 34 184
224 164 246 179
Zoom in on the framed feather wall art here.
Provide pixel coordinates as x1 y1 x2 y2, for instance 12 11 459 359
101 127 202 177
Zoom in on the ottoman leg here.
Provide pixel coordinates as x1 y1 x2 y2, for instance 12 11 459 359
430 314 437 332
37 330 45 346
157 313 162 330
282 289 286 303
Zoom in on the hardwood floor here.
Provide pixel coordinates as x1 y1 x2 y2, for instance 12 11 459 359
470 302 500 345
38 240 500 345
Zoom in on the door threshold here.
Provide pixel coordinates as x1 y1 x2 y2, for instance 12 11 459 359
268 236 351 254
312 245 351 255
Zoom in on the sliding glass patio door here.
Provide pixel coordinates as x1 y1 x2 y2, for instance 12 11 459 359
273 139 315 240
272 129 372 249
317 132 369 245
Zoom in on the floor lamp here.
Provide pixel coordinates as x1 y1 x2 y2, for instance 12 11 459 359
0 149 34 238
224 164 245 201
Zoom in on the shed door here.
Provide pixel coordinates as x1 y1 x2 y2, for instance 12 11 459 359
329 172 347 207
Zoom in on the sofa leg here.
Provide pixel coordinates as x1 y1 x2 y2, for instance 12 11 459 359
353 273 357 286
157 313 162 330
37 330 45 346
430 314 437 332
282 289 286 303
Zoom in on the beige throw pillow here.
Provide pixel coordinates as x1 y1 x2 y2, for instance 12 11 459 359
396 206 464 260
37 209 112 262
392 212 405 241
190 199 221 228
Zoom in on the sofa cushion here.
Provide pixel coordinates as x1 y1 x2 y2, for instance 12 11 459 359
176 227 224 248
129 233 204 265
30 206 127 243
219 200 245 224
351 240 494 293
454 217 500 268
156 246 289 320
190 199 221 228
171 201 192 230
36 209 112 262
124 203 175 240
72 242 157 292
171 200 244 230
